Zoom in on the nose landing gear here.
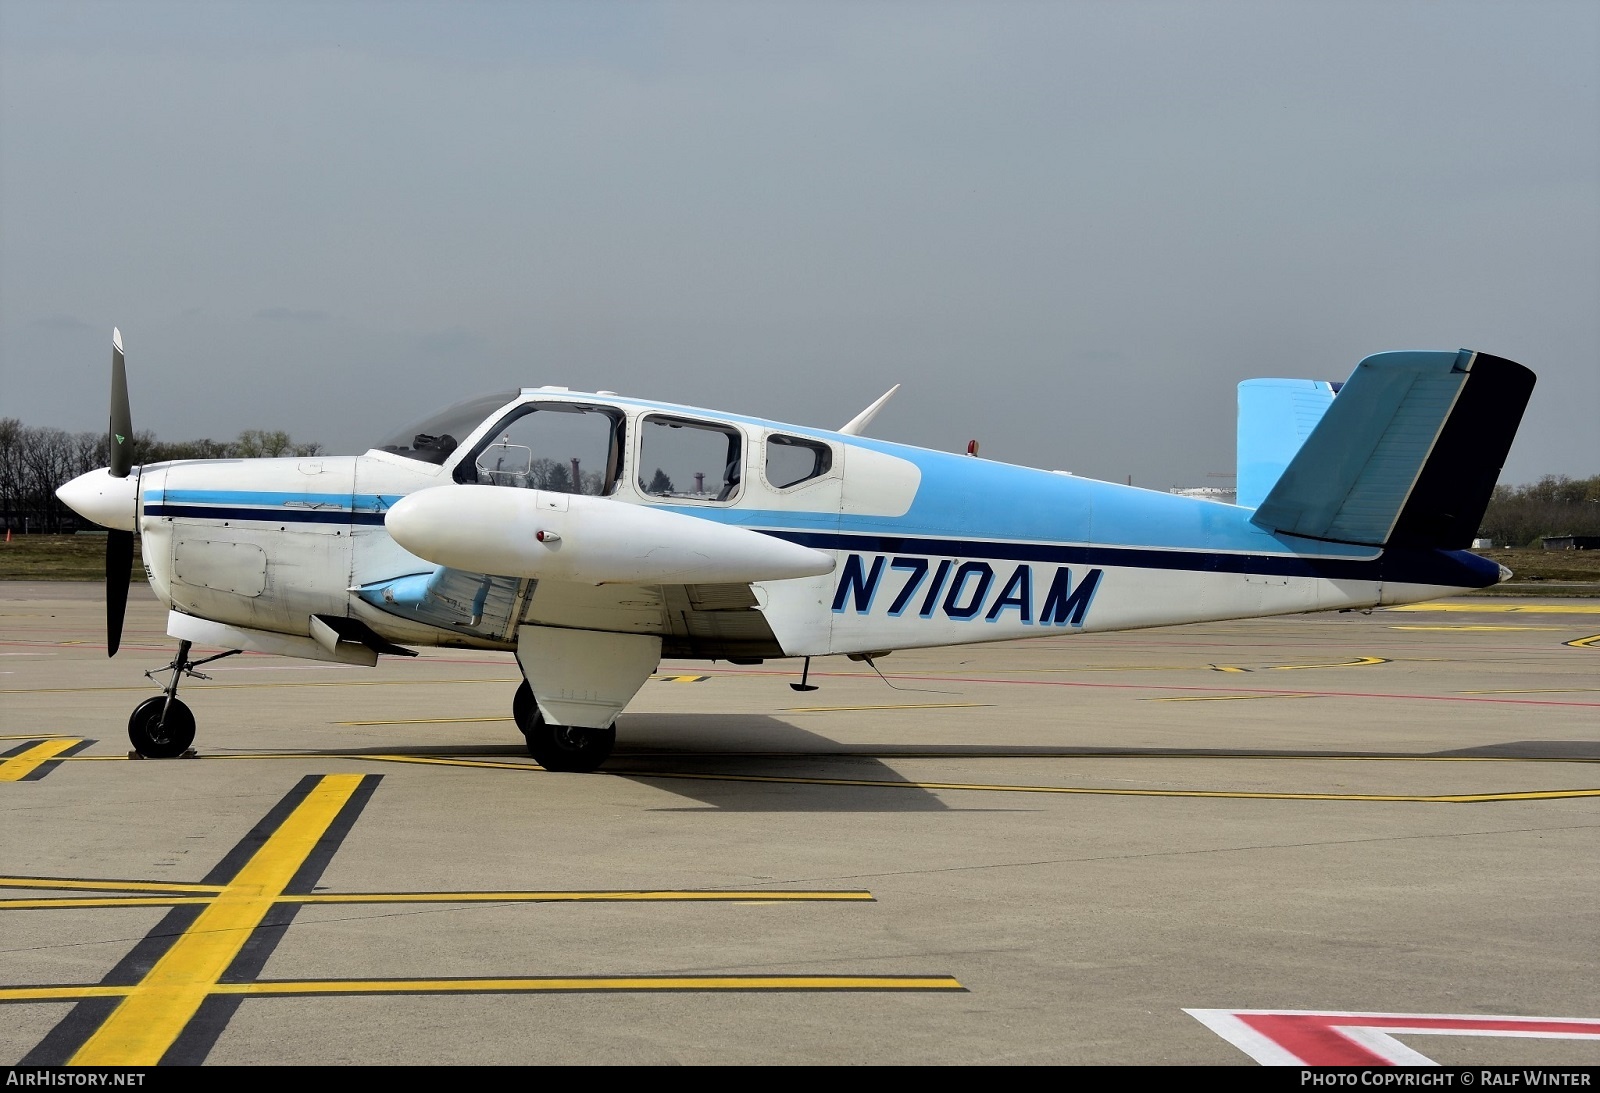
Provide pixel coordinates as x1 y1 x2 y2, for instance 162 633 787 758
129 639 242 759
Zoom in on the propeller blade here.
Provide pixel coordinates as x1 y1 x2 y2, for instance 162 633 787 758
105 328 134 656
109 328 132 478
106 528 132 657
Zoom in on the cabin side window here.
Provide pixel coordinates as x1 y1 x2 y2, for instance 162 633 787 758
637 415 743 503
765 434 833 489
455 403 625 495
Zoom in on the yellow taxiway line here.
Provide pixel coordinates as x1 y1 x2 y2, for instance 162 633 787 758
5 771 951 1062
615 768 1600 804
0 738 82 781
3 975 965 1003
3 672 711 699
0 677 523 696
1385 603 1600 614
281 890 872 903
1462 687 1600 694
0 889 874 911
335 715 513 725
949 656 1389 675
43 749 1600 765
1388 625 1564 631
70 774 366 1066
782 703 990 713
30 749 1600 806
1148 693 1320 703
231 975 965 994
0 876 224 894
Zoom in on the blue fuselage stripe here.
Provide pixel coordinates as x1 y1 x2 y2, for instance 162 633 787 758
145 504 387 526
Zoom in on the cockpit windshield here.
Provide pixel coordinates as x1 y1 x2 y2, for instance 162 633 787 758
373 391 518 465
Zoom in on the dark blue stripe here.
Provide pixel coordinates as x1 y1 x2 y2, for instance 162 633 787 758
144 504 1497 587
760 530 1498 587
146 504 386 526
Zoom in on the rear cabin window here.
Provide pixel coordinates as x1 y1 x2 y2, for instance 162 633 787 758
638 415 743 502
455 403 624 495
765 434 833 489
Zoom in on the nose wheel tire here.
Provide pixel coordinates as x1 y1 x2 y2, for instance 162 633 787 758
513 681 615 772
128 696 196 759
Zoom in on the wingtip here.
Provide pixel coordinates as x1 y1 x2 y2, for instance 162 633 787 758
112 327 123 353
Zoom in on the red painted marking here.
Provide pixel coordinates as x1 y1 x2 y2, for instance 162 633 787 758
1242 1013 1388 1065
694 665 1600 708
1190 1008 1600 1065
915 673 1600 707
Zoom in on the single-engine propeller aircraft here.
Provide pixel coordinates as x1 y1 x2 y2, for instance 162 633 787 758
57 331 1535 770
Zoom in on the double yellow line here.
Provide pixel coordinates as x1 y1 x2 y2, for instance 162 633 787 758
0 738 86 781
4 774 960 1066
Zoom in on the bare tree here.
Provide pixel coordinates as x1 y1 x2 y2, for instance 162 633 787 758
1 424 324 533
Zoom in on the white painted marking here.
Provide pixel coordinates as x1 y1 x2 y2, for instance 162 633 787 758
1187 1008 1600 1065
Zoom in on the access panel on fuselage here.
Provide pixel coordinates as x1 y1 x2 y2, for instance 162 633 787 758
151 457 357 635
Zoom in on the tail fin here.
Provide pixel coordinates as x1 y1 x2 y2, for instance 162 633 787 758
1249 350 1535 549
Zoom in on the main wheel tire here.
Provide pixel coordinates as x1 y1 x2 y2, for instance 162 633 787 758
128 696 196 759
512 680 542 739
525 721 616 773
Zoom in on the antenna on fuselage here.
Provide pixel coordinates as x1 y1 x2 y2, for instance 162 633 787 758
855 653 958 696
839 385 900 436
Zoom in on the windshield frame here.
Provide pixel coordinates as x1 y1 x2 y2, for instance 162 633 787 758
371 390 520 466
452 400 627 494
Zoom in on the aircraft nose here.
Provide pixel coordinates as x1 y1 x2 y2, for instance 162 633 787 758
1497 563 1514 584
56 468 139 532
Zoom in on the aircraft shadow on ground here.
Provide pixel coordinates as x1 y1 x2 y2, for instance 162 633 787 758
275 715 957 812
1433 740 1600 760
261 719 1600 812
607 713 959 812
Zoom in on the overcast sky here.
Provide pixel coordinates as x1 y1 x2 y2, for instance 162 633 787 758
2 0 1595 489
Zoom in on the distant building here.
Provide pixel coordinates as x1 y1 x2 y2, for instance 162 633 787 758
1169 486 1237 504
1541 535 1600 551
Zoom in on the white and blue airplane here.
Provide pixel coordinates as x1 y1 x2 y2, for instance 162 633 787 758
57 331 1535 770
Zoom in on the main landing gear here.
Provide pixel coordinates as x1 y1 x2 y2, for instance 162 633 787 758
128 639 241 759
513 680 615 773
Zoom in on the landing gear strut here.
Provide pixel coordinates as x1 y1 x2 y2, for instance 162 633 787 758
512 680 615 773
129 639 240 759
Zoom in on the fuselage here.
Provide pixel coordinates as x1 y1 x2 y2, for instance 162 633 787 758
100 387 1503 662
